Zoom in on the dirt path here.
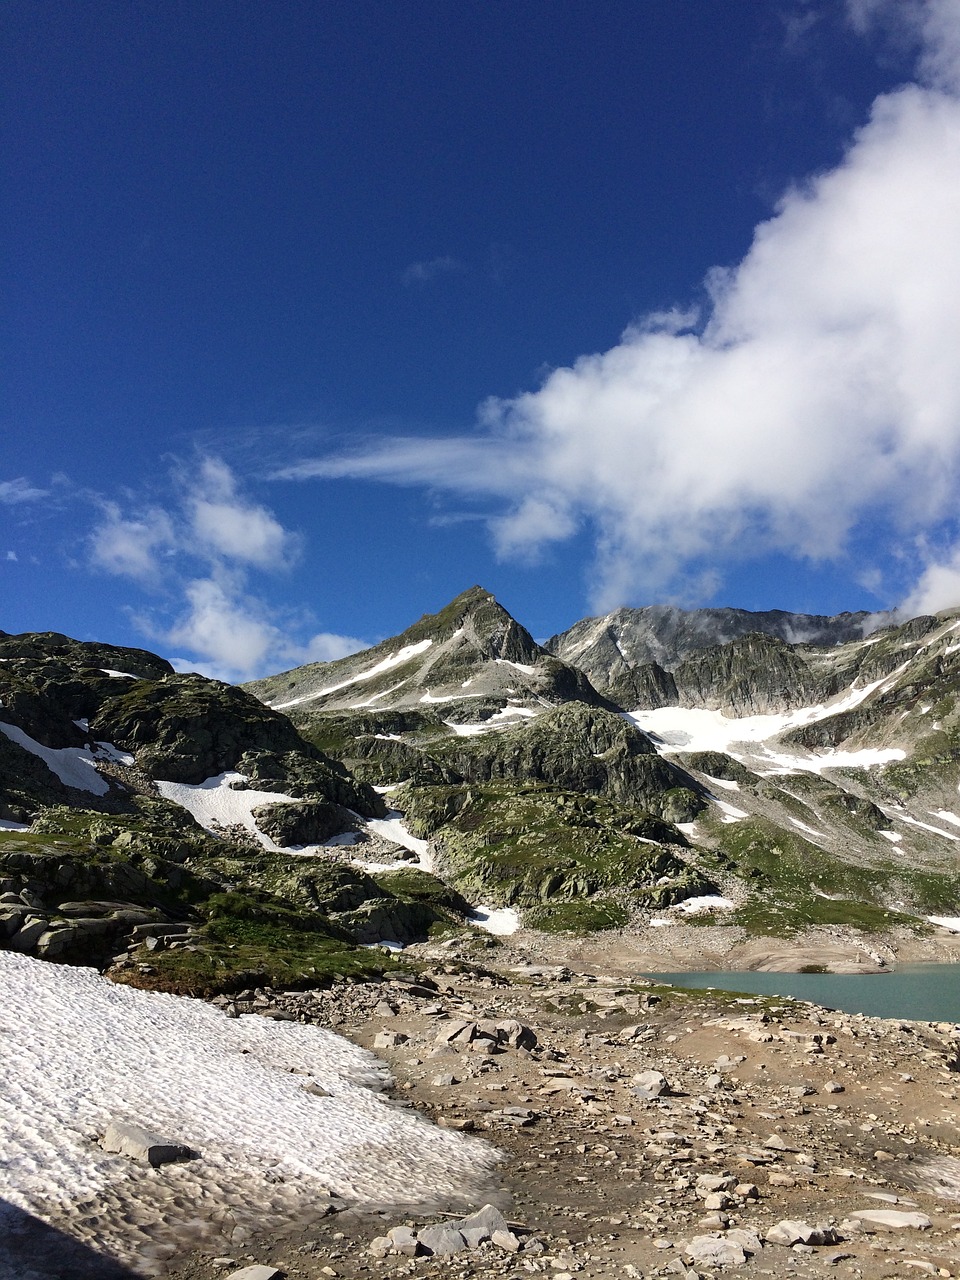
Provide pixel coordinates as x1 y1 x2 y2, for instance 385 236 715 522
158 931 960 1280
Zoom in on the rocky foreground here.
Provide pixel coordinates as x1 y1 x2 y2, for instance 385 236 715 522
151 932 960 1280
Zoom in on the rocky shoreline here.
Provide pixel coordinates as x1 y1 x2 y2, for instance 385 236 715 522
151 929 960 1280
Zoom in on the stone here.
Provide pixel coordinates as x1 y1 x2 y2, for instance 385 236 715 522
632 1069 669 1098
369 1237 391 1258
845 1209 932 1231
726 1228 762 1255
703 1192 733 1210
373 1031 408 1048
100 1120 193 1167
224 1268 282 1280
386 1225 419 1256
682 1235 747 1267
765 1220 837 1246
696 1174 736 1193
492 1229 521 1253
458 1203 510 1242
417 1224 467 1255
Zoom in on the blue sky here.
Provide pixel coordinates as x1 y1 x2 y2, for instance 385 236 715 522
5 1 960 679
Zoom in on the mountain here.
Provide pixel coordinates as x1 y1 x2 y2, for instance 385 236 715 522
6 587 960 985
545 603 873 699
246 585 603 723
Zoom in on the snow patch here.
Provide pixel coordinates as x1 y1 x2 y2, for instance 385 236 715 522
928 916 960 932
705 776 740 792
788 817 827 840
101 669 139 679
880 830 903 843
0 819 30 832
0 722 111 796
156 773 296 850
0 950 495 1250
675 895 735 915
494 658 537 676
272 639 434 709
715 799 748 823
468 905 521 936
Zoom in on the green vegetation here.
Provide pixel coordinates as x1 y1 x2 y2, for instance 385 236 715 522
392 779 713 911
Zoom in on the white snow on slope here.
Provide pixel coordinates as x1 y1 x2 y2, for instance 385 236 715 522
494 658 537 675
156 773 296 849
271 640 434 709
626 703 904 774
445 705 540 736
101 669 139 679
0 722 111 796
468 905 521 935
0 819 29 832
362 811 432 870
675 895 735 915
715 799 748 823
0 951 496 1256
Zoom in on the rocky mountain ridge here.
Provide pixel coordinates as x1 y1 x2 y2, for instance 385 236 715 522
5 586 960 988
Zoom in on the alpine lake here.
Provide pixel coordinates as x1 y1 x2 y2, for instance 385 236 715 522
648 963 960 1023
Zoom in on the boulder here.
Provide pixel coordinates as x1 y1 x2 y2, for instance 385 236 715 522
100 1120 193 1167
417 1224 467 1255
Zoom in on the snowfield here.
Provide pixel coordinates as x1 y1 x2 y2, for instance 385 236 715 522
0 951 497 1268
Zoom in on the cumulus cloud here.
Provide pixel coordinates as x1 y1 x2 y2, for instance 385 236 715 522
281 1 960 615
88 459 355 680
186 457 299 570
164 576 283 682
89 504 176 581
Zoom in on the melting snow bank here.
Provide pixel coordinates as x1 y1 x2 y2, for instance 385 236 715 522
626 705 904 774
156 772 296 850
928 916 960 932
468 905 521 936
0 721 124 796
0 951 498 1270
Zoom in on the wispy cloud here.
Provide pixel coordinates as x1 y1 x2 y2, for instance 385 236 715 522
88 458 363 681
0 477 48 505
280 0 960 616
400 255 464 285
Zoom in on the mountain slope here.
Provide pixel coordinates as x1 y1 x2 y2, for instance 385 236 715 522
246 586 603 726
545 604 873 696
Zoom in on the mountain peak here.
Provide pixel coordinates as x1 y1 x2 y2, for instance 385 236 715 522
245 586 601 721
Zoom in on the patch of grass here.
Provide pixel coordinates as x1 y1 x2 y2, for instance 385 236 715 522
525 898 629 934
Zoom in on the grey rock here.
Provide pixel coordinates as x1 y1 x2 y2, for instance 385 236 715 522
632 1069 670 1098
765 1220 838 1246
100 1120 193 1167
225 1268 282 1280
491 1229 521 1253
417 1224 467 1255
844 1209 932 1231
458 1203 510 1242
386 1225 419 1256
682 1234 747 1267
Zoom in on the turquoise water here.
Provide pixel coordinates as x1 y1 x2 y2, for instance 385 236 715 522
648 964 960 1023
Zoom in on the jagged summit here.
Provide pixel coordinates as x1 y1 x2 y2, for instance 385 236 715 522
245 585 603 722
545 603 873 692
547 601 880 711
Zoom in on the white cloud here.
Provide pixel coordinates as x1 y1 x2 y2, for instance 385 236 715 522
187 457 299 570
297 632 369 664
0 477 48 505
401 255 464 285
163 576 283 682
87 459 347 680
88 505 175 582
281 6 960 615
5 551 17 562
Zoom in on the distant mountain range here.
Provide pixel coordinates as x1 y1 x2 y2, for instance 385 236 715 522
3 586 960 986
